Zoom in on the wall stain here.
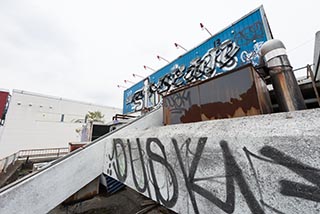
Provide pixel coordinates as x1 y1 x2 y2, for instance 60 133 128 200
181 83 260 123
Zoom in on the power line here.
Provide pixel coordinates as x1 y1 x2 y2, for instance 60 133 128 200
287 37 315 53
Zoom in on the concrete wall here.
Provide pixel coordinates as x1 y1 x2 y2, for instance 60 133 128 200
0 90 121 158
103 109 320 214
1 107 319 213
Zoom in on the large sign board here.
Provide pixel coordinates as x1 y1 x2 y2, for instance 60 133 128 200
123 6 272 114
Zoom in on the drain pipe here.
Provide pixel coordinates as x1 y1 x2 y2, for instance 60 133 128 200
260 39 306 111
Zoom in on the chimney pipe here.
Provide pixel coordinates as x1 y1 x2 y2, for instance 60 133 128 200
260 39 306 111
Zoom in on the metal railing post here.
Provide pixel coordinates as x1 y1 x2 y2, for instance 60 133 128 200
307 64 320 106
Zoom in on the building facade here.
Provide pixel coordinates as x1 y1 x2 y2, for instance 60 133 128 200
0 89 121 158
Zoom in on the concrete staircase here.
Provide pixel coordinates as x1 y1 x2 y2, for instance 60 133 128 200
1 107 320 214
0 108 163 214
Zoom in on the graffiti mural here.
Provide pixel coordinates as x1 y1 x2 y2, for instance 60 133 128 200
123 6 272 113
240 41 264 66
104 136 320 214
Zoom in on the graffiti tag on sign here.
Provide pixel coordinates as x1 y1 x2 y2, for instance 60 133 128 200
127 40 240 111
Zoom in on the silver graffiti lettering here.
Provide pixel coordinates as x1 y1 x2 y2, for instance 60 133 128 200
127 39 240 111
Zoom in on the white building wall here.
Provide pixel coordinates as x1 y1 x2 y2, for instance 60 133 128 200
0 90 121 158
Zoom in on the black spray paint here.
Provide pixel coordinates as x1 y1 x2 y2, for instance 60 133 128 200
107 137 319 213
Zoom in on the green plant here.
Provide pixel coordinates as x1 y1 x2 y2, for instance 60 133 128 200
86 111 105 122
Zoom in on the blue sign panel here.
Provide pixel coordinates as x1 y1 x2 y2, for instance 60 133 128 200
123 6 272 114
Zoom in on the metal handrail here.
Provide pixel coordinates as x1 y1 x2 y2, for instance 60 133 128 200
0 106 154 193
0 147 69 173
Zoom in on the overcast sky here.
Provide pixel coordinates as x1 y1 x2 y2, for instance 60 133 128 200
0 1 319 109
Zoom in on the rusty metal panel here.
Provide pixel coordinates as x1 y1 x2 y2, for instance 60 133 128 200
163 65 272 125
163 87 200 124
253 70 273 114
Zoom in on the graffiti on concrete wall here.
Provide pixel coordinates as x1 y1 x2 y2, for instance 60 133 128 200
106 138 179 207
105 137 320 214
243 146 320 203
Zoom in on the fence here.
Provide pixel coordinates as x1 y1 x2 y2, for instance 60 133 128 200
0 147 69 173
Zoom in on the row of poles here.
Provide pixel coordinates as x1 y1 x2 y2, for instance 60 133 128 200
117 23 213 89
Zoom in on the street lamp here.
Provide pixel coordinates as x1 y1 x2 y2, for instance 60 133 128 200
174 43 188 52
157 55 170 63
132 73 145 79
117 85 127 89
124 80 135 84
143 65 156 72
200 23 213 36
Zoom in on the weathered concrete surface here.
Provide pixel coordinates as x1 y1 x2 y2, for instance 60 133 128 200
1 107 319 214
104 109 320 214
